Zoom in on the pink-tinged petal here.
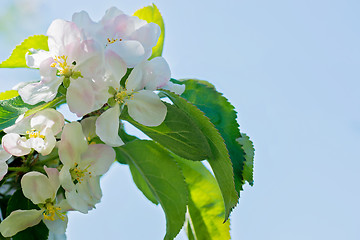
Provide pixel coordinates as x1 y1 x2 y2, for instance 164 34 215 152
2 133 31 157
18 78 62 105
81 116 97 141
25 50 52 68
107 40 145 68
105 49 127 89
95 105 124 147
65 190 89 214
21 171 56 204
101 7 124 25
0 162 8 181
43 215 68 235
0 146 11 162
125 62 144 92
3 114 31 134
127 90 167 127
81 144 115 175
59 166 75 192
44 166 60 194
67 78 95 117
142 57 171 91
130 22 161 52
72 11 97 38
31 108 65 135
47 19 83 54
161 81 186 95
0 210 43 237
58 122 88 167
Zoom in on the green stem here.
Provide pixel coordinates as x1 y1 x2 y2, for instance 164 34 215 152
24 95 66 117
7 167 29 172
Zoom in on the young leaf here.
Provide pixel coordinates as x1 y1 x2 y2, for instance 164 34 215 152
0 90 19 101
162 90 238 220
133 4 165 59
6 189 49 240
0 35 48 68
237 133 255 186
177 79 247 192
121 103 212 161
116 140 188 240
177 159 231 240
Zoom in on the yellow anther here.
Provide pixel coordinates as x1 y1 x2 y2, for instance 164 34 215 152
107 38 123 44
43 203 65 221
26 129 45 139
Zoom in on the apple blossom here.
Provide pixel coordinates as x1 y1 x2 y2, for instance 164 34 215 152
58 122 115 213
95 55 170 147
2 108 64 156
0 146 12 181
0 167 69 237
72 7 161 67
20 19 106 117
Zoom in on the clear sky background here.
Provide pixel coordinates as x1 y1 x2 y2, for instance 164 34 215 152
1 0 359 239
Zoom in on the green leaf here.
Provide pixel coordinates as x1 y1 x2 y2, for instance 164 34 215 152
121 103 212 161
177 159 231 240
162 90 238 220
134 4 165 59
237 133 255 186
0 35 48 68
116 140 187 240
177 79 247 192
6 189 49 240
0 90 19 101
0 96 41 131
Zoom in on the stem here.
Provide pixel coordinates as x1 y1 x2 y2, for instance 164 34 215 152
24 95 66 117
7 167 29 172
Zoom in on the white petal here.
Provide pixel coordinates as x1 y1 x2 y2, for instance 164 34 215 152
48 232 67 240
58 122 88 167
161 81 186 95
65 190 89 214
0 146 11 162
18 78 62 105
95 105 124 147
0 162 8 181
31 108 64 135
125 62 144 92
81 144 115 175
101 7 124 25
21 171 56 204
142 57 171 91
107 40 145 68
39 133 56 156
67 78 96 117
59 166 75 192
43 215 68 235
81 116 97 141
75 180 100 207
2 133 31 157
44 166 60 193
105 49 127 88
3 113 31 134
26 50 52 68
87 176 102 202
130 22 161 51
0 210 43 237
47 19 83 54
127 90 167 126
28 137 46 154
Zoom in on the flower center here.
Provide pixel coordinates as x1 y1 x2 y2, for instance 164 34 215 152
107 38 123 45
42 202 65 221
26 129 45 139
70 162 92 184
50 55 82 79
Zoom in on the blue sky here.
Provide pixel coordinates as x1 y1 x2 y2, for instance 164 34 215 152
1 0 360 239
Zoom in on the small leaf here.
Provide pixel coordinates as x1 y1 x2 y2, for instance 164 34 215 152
237 133 255 186
177 159 231 240
121 102 212 161
134 4 165 59
162 90 238 220
178 79 248 192
0 90 19 101
0 35 48 68
116 140 187 240
6 189 49 240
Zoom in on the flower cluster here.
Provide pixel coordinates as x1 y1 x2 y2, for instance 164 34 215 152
0 7 184 238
